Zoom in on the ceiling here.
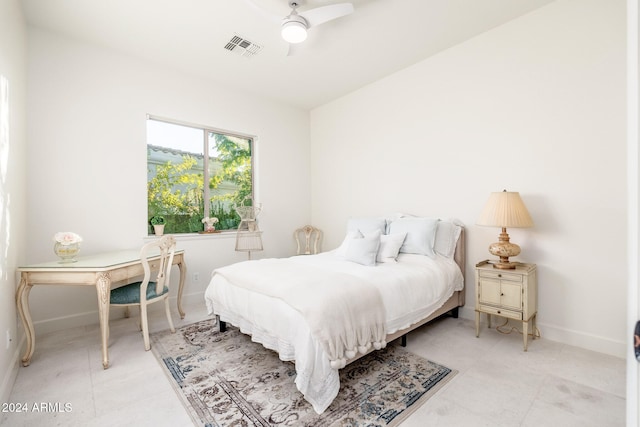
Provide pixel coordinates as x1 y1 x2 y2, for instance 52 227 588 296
20 0 554 110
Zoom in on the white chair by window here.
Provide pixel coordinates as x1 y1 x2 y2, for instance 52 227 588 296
294 225 322 255
110 235 176 350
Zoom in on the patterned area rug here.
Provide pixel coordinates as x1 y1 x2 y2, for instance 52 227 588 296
150 319 456 427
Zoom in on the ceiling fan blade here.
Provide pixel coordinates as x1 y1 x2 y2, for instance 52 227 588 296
242 0 281 24
299 3 354 28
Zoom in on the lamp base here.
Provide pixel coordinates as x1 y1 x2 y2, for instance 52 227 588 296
492 259 518 270
488 228 521 270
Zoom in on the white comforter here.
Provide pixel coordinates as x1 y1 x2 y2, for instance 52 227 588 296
204 252 463 414
212 258 387 369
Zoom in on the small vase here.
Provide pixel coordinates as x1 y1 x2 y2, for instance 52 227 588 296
153 224 165 236
54 242 80 263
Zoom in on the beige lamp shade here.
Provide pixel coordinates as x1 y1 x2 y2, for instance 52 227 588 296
235 231 263 252
477 190 533 269
477 191 534 228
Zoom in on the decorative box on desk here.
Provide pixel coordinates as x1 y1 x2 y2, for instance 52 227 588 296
475 260 538 351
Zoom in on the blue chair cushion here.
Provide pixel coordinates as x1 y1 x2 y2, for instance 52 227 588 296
110 281 169 305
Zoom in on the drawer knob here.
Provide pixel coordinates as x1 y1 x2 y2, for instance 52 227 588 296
498 274 502 278
497 310 501 314
500 293 504 296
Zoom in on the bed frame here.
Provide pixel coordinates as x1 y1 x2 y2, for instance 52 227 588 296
387 227 465 339
344 226 465 364
217 226 466 364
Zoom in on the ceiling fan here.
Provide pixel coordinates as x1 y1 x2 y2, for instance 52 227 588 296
281 1 354 44
245 0 355 45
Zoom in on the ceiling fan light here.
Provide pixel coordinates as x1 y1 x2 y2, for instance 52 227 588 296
282 20 307 44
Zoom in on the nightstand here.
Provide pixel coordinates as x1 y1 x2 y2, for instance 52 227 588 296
475 260 538 351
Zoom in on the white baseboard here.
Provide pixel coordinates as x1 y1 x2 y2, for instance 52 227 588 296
0 335 24 404
458 306 625 358
534 322 625 358
33 310 103 335
32 292 206 335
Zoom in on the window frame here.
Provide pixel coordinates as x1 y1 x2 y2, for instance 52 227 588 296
146 114 255 234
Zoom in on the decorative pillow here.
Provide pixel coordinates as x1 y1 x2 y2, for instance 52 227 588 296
376 232 407 263
345 230 381 266
346 217 387 235
388 217 438 257
335 230 363 257
434 221 462 258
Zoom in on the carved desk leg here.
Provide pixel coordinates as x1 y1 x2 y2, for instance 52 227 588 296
16 274 35 367
177 257 187 319
96 272 111 369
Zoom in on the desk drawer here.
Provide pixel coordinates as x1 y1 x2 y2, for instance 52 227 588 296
478 304 522 320
109 264 146 283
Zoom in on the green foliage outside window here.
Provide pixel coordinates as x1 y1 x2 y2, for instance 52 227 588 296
147 133 252 234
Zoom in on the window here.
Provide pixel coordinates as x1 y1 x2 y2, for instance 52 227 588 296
146 117 253 234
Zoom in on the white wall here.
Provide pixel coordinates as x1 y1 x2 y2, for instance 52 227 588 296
626 0 639 423
310 0 626 357
0 0 28 403
25 28 311 332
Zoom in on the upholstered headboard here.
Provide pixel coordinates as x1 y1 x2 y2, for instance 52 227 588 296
453 226 466 306
453 226 465 279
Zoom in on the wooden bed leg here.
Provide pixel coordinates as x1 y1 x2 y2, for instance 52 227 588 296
451 307 459 318
401 334 407 347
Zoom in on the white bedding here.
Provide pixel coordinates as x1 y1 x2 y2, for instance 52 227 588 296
204 251 463 414
213 258 387 369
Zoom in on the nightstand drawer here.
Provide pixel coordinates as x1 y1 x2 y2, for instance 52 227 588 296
478 304 522 320
478 270 523 282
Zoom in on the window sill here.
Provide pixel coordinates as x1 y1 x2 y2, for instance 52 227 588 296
143 231 237 242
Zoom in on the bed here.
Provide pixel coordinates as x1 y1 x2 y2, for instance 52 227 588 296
204 216 465 414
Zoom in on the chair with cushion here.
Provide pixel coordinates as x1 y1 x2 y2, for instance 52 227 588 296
294 225 322 255
110 235 176 350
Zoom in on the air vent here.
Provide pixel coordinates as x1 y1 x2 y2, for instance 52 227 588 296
224 35 262 58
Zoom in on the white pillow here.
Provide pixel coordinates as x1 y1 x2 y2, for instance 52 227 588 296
388 217 438 257
335 230 363 257
377 232 407 263
346 217 387 234
345 230 381 266
434 221 462 258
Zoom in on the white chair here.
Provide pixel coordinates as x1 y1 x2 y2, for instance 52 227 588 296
294 225 322 255
110 235 176 350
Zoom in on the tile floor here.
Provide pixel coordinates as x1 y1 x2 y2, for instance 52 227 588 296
1 301 626 427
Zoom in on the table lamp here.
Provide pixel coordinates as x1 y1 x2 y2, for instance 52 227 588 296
234 198 263 260
477 190 534 269
235 230 263 260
